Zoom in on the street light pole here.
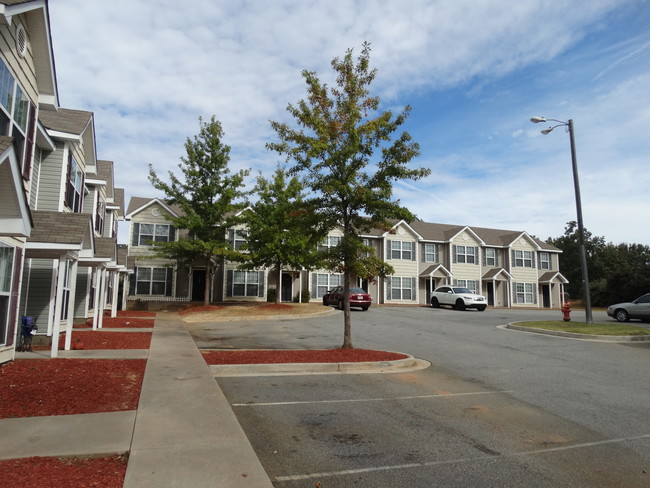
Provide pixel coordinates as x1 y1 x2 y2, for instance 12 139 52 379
531 116 593 324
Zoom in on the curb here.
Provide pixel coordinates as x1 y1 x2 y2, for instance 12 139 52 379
209 355 431 377
504 323 650 342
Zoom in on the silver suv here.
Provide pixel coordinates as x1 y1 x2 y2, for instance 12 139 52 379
430 286 487 311
606 293 650 322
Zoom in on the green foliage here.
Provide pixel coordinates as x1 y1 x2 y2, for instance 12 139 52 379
148 116 250 305
266 287 277 303
297 289 311 303
268 42 430 348
547 221 650 306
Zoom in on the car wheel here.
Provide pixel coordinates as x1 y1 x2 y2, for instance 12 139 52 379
431 297 440 308
614 309 630 322
455 299 466 311
477 306 486 312
361 306 369 311
322 298 328 306
338 300 343 310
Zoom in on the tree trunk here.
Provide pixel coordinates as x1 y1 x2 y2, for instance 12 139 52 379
341 268 352 349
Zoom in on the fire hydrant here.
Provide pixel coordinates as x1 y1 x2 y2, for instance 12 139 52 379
561 301 571 322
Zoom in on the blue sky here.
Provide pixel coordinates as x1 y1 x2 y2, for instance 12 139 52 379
48 0 650 245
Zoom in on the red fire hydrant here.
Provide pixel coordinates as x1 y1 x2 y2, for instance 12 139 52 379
561 301 571 322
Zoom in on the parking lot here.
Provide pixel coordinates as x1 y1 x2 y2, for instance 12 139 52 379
201 307 650 487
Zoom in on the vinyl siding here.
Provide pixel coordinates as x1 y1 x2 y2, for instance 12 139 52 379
36 142 65 211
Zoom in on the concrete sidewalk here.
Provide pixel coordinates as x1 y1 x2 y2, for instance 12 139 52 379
2 312 273 487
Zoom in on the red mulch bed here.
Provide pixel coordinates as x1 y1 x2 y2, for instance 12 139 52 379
76 317 155 328
0 455 128 488
116 310 156 317
0 359 146 418
34 331 152 351
178 305 225 316
258 303 294 310
201 348 408 364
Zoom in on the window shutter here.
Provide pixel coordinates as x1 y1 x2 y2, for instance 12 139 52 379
226 270 233 298
533 284 537 304
412 277 417 301
495 252 499 267
228 229 235 247
166 268 173 296
532 253 536 269
132 223 140 246
169 225 176 242
129 269 136 296
511 250 516 266
387 277 392 300
22 103 36 180
474 247 479 265
513 282 518 303
79 172 85 211
422 244 426 262
482 250 486 266
311 273 318 298
452 245 457 264
258 270 265 298
65 153 72 208
412 242 416 261
387 240 392 259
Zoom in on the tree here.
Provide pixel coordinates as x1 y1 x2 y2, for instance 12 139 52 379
267 43 431 348
240 168 325 303
148 116 250 305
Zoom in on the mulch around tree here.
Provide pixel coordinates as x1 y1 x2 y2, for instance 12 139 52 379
116 310 156 317
201 348 409 365
33 331 152 351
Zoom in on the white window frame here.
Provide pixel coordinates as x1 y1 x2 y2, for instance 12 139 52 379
455 245 476 264
391 241 413 260
539 252 550 270
516 282 535 304
514 250 533 268
136 267 169 295
232 270 260 297
454 279 478 293
485 248 497 266
138 223 171 246
315 273 341 298
319 236 341 252
424 243 438 262
390 276 413 300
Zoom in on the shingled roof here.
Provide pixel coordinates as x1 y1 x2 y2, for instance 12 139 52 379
27 211 93 247
38 107 93 136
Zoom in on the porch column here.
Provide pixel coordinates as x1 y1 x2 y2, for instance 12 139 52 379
63 259 78 351
92 268 101 330
50 256 67 358
111 270 119 317
97 267 107 329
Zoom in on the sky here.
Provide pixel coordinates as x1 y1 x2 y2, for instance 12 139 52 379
48 0 650 246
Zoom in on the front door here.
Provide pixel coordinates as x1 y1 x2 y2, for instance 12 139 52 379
542 285 551 308
487 283 494 306
281 273 293 302
191 269 206 302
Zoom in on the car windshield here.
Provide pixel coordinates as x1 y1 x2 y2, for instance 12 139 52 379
349 287 366 294
452 287 473 294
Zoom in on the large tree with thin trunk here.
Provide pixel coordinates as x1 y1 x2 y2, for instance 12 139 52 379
240 168 325 303
148 116 250 305
267 43 430 348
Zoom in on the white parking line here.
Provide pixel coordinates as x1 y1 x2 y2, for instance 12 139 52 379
231 389 513 407
275 434 650 482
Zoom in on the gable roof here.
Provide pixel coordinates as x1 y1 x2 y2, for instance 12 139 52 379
27 211 94 247
0 136 33 236
125 196 181 219
39 107 93 136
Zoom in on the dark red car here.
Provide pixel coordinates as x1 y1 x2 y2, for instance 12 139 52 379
322 286 372 311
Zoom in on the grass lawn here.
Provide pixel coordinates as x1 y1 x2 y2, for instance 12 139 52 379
513 321 650 336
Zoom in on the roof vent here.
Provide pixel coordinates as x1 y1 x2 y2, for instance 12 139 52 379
16 24 28 58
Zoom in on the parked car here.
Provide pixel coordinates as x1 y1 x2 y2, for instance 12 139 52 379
430 286 487 311
323 286 372 311
606 293 650 322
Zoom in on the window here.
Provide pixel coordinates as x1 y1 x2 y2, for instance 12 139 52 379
95 200 105 235
232 270 260 297
319 236 341 252
136 267 170 295
515 282 536 304
455 245 476 264
0 58 35 179
454 279 478 293
134 223 172 246
0 243 15 344
390 241 414 260
65 154 84 212
514 250 534 268
424 243 438 262
314 273 341 298
229 229 246 250
539 252 550 270
485 248 498 266
389 276 414 300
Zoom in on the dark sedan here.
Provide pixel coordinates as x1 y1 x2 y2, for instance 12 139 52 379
322 286 372 311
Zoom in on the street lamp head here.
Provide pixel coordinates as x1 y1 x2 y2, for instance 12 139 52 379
541 127 554 135
530 116 547 123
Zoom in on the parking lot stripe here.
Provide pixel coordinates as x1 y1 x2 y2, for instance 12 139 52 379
275 434 650 482
231 389 514 407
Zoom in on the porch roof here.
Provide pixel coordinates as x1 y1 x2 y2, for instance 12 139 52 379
419 264 452 278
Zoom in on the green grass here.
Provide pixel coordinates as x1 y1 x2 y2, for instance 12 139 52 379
513 321 650 336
